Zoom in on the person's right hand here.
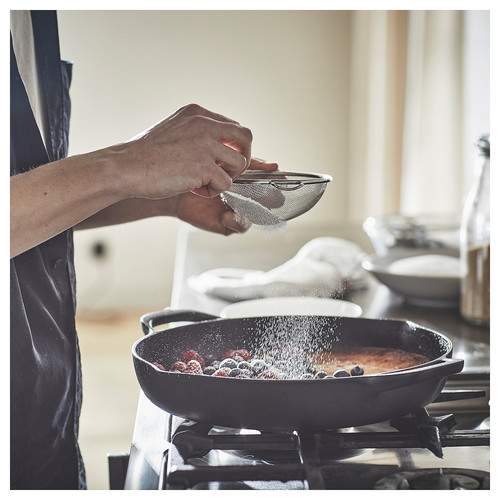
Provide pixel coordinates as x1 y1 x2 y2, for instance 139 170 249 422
118 103 256 200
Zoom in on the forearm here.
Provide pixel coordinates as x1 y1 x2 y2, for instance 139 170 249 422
10 146 128 258
74 196 177 230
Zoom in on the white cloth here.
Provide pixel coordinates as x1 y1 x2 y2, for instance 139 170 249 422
188 237 368 301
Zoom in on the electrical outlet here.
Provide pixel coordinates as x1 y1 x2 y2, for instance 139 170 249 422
91 241 107 259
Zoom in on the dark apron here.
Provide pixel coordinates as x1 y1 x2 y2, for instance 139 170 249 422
10 11 85 489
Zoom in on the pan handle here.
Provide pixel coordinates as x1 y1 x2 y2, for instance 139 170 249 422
376 357 464 390
140 308 219 335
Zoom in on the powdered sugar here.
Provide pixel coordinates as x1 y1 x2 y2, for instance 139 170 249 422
250 315 340 379
222 191 287 232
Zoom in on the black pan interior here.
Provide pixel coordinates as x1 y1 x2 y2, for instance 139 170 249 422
134 316 451 370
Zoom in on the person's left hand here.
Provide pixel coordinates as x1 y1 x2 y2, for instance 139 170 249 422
174 191 245 235
174 156 278 234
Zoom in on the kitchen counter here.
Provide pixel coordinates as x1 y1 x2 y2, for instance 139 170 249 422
124 221 489 490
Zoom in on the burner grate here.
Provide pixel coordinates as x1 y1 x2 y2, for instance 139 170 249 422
160 390 489 490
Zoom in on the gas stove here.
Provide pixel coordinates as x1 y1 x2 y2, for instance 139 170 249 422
123 388 489 490
119 225 490 490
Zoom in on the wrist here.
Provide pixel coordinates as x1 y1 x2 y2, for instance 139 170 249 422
98 142 138 200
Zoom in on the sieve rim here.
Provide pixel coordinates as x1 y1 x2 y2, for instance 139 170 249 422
233 170 332 185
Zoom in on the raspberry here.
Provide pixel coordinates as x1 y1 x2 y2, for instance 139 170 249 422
153 362 167 371
213 367 231 377
184 359 203 375
222 349 251 361
169 361 186 372
181 350 205 370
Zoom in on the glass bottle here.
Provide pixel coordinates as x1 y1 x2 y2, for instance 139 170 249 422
460 135 490 325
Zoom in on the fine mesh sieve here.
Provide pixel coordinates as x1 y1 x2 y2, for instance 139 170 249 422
221 171 332 226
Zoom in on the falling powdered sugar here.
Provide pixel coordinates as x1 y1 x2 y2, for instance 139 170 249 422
250 315 341 379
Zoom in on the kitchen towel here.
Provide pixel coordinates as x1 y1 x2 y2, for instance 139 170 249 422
188 237 368 301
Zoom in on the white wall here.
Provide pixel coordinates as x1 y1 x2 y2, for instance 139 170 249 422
57 10 351 312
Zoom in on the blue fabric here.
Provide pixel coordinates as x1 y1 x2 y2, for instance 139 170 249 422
10 11 85 489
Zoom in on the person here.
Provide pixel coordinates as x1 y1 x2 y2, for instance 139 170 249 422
10 10 277 489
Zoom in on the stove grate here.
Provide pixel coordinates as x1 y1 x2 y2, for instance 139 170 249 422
160 390 489 490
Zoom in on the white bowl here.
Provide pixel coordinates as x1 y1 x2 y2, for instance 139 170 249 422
362 250 460 306
220 297 362 319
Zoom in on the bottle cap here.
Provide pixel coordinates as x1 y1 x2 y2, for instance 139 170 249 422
476 134 490 157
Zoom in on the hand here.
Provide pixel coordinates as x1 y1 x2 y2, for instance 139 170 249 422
174 192 248 235
172 156 278 235
120 103 259 200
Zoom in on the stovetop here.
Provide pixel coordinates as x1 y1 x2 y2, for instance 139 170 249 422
123 375 489 490
143 388 490 490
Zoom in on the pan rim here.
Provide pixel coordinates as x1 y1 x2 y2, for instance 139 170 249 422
132 315 455 381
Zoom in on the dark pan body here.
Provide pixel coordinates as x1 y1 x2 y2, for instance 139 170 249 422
133 311 463 431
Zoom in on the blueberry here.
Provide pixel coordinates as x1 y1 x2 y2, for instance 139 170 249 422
239 369 253 378
237 361 252 371
333 369 351 378
350 365 364 376
211 360 221 369
314 371 328 379
203 366 216 376
228 368 242 377
232 355 244 363
250 359 267 375
219 358 237 370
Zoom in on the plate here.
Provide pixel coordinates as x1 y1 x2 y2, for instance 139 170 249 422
362 250 460 306
220 297 362 319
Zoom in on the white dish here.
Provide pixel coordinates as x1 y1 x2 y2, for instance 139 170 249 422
362 250 460 306
220 297 362 319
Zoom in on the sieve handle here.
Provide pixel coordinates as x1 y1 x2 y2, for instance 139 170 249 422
270 181 304 191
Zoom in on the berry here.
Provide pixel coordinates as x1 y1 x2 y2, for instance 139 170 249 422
219 358 237 370
211 360 221 369
314 371 328 379
239 369 253 378
333 369 351 378
228 368 242 377
203 366 216 376
237 361 252 371
153 362 167 371
235 349 251 361
222 349 251 361
350 365 364 376
214 367 231 377
257 369 282 380
184 359 203 375
180 350 205 370
300 373 314 379
232 355 244 363
250 359 267 375
169 361 187 372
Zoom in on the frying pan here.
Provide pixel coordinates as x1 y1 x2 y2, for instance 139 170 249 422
133 309 463 431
